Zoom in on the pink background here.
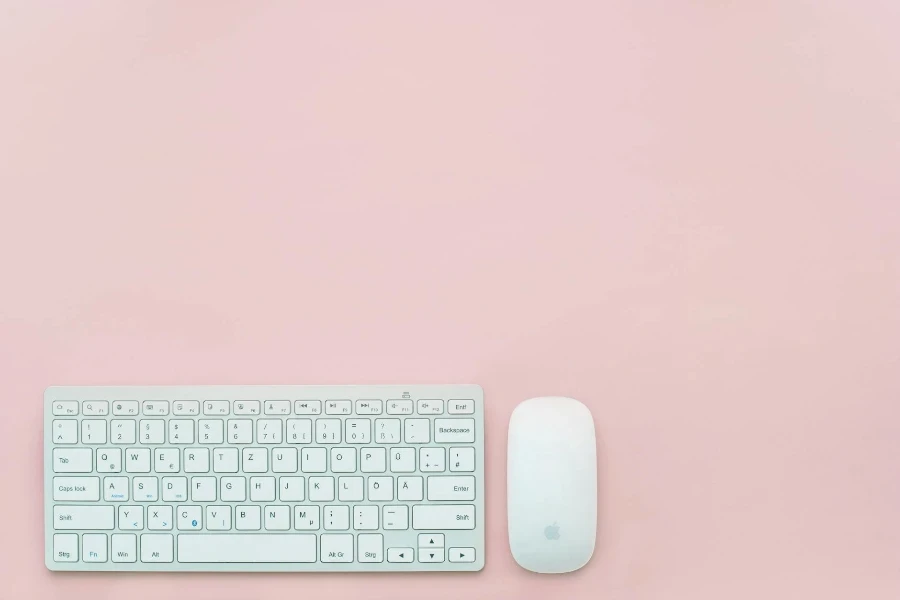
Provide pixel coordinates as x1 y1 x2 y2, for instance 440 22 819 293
1 1 899 598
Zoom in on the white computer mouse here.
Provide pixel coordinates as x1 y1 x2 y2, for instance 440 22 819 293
508 396 597 573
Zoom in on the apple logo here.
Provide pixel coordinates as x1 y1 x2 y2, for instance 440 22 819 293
544 522 560 540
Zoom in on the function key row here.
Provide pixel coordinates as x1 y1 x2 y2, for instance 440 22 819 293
53 399 476 417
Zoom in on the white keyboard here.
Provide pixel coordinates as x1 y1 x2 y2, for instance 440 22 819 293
44 385 485 572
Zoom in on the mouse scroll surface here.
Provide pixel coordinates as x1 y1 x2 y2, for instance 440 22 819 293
507 397 597 573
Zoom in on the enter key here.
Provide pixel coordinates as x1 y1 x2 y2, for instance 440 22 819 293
427 476 476 501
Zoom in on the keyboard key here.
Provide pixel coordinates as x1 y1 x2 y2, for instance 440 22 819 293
449 548 475 563
324 505 350 530
154 448 180 473
82 401 108 416
96 448 122 473
256 419 283 444
118 506 143 530
53 533 78 561
53 505 114 530
418 548 444 563
140 534 173 562
265 400 291 415
249 476 276 501
390 448 416 472
417 399 443 415
124 448 150 473
235 505 261 530
130 476 155 501
52 401 79 416
386 400 413 415
184 448 210 473
140 420 165 444
148 505 173 530
205 505 232 530
316 419 342 444
191 477 217 501
161 477 187 502
272 448 298 472
53 420 77 444
104 476 130 501
354 505 379 530
233 400 260 415
397 476 423 501
361 448 386 473
213 448 239 473
142 401 169 416
412 505 476 530
178 505 202 530
331 448 356 473
345 419 370 443
113 401 139 416
294 505 320 530
167 420 193 444
81 419 106 444
173 401 200 416
355 400 382 415
382 505 408 530
404 419 430 443
418 533 444 548
427 476 476 501
387 547 413 563
419 447 445 472
358 533 383 562
374 419 401 444
301 448 326 473
367 476 393 501
449 447 475 472
178 534 316 563
242 448 268 473
294 400 322 415
279 476 305 501
321 534 353 562
448 399 475 414
111 534 137 562
221 476 246 501
338 476 363 501
82 533 107 562
325 400 352 415
308 476 334 501
286 419 312 444
53 448 93 473
203 401 229 415
228 419 253 443
264 505 290 530
198 419 224 444
53 476 100 501
434 419 475 443
111 420 136 444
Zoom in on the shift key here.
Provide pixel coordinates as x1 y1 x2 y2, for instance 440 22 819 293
54 505 114 530
412 505 475 530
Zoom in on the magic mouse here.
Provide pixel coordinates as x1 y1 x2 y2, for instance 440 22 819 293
508 396 597 573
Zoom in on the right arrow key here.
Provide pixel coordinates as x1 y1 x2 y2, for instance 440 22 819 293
449 547 476 563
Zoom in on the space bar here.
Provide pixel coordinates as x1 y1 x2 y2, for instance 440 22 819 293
177 534 317 563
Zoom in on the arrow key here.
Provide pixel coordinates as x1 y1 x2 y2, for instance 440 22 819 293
417 533 445 548
387 547 414 563
449 547 476 563
418 547 445 563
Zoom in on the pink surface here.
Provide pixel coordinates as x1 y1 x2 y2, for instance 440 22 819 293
1 1 899 598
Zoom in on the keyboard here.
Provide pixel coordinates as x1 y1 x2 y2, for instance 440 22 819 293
44 385 485 572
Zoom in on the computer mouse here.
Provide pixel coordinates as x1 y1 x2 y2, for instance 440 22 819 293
507 396 597 573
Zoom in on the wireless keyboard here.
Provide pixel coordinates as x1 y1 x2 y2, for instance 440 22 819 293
44 385 485 572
